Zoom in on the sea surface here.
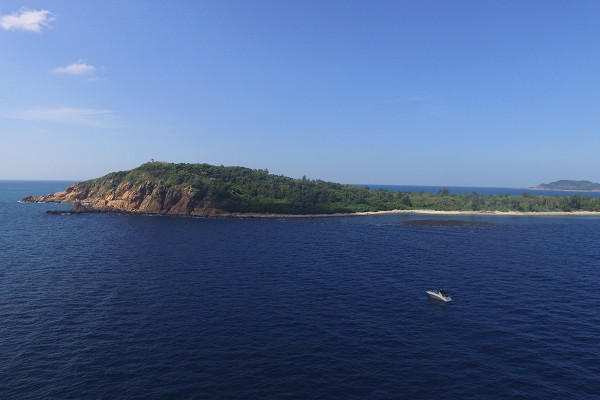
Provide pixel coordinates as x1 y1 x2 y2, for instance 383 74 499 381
1 181 600 399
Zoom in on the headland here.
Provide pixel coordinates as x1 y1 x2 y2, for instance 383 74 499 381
21 162 600 217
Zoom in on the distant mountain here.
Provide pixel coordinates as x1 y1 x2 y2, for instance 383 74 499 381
531 180 600 191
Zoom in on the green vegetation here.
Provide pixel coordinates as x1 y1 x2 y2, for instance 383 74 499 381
404 191 600 213
79 162 600 215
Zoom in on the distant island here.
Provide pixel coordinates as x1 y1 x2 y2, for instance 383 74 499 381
21 162 600 216
530 180 600 192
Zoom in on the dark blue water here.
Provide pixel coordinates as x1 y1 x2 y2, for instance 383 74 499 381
2 181 600 399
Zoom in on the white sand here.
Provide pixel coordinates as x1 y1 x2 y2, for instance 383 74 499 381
353 209 600 217
228 209 600 218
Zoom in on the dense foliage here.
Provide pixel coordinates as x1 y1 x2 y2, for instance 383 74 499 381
80 162 600 215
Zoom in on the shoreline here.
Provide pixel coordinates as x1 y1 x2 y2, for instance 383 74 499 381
351 209 600 217
252 209 600 218
23 201 600 218
104 209 600 218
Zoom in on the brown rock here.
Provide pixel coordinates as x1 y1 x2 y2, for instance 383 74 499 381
22 180 223 217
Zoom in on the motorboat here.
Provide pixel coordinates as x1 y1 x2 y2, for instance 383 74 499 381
426 289 452 303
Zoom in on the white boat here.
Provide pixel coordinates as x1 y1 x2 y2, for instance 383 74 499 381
426 289 452 302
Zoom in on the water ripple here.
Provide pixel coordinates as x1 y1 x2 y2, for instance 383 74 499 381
1 199 600 398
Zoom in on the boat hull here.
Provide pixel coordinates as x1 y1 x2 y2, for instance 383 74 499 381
426 290 452 302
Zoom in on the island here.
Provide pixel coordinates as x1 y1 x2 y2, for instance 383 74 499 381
21 162 600 216
530 180 600 192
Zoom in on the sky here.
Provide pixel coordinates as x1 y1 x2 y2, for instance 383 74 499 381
1 1 599 186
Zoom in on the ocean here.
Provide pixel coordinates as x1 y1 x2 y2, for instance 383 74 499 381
1 181 600 399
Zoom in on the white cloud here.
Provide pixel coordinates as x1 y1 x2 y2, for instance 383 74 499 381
3 108 117 127
54 61 97 76
0 8 55 32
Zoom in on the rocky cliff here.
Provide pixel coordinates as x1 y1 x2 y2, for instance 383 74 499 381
22 179 226 216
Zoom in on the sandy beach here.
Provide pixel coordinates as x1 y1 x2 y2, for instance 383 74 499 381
224 209 600 218
353 209 600 217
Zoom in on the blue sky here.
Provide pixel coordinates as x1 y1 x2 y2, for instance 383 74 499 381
1 1 599 186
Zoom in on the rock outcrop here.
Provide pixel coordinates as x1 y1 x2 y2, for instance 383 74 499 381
22 180 226 217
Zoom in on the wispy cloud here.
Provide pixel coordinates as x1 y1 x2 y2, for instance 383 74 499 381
54 61 97 76
3 108 118 127
0 8 55 32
